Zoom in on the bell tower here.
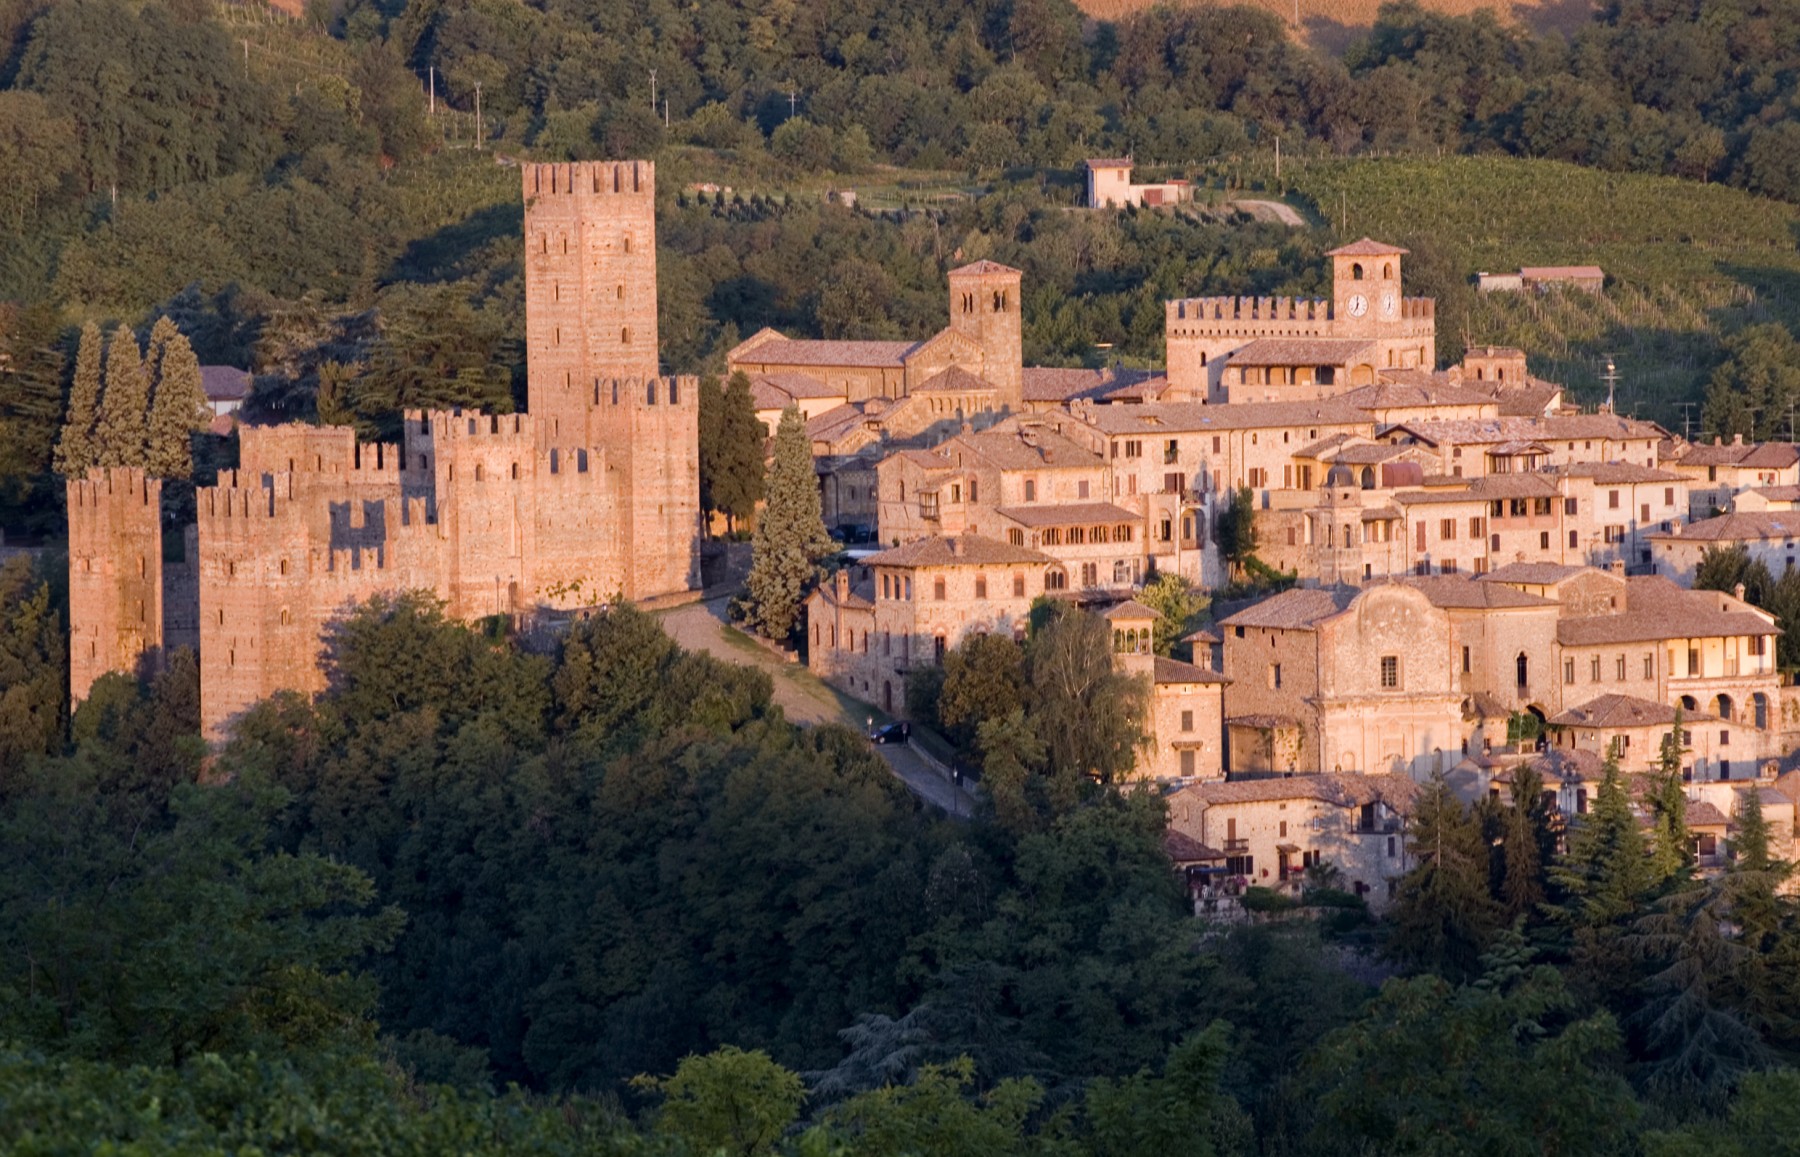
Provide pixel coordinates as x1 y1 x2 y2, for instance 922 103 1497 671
1328 238 1406 339
947 260 1023 411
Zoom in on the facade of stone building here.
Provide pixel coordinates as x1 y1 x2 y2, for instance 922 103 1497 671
1109 602 1231 781
1648 510 1800 584
70 159 700 736
1659 436 1800 520
1165 239 1437 403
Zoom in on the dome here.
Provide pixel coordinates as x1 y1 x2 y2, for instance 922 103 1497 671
1325 463 1356 488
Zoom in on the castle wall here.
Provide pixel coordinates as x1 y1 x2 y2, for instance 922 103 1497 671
68 468 163 703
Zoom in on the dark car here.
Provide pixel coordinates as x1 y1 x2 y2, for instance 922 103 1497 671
869 721 911 745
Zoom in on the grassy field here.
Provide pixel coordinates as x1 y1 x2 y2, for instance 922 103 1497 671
1283 156 1800 429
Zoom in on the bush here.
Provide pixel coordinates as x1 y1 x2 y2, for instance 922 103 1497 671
1240 886 1297 913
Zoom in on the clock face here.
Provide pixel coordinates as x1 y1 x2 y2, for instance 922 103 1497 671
1347 293 1368 318
1381 291 1398 318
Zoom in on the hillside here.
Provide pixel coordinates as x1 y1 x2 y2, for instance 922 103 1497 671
1074 0 1598 50
1282 156 1800 429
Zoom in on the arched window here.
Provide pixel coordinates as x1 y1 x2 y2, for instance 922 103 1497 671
1351 263 1364 280
1716 694 1734 721
622 326 631 344
1516 652 1528 689
1754 692 1769 729
1383 262 1392 278
647 382 657 405
1360 467 1375 489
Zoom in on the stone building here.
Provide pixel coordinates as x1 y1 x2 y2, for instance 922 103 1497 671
1110 601 1231 781
1648 510 1800 584
1165 239 1437 403
70 160 700 735
1084 159 1192 208
1658 435 1800 520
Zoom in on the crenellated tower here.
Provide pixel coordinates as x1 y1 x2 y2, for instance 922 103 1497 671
68 468 164 702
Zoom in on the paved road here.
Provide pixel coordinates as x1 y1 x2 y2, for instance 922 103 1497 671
659 598 977 816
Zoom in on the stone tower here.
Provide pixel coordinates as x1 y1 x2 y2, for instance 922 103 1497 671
947 260 1023 411
1328 238 1407 342
68 467 163 702
522 160 661 443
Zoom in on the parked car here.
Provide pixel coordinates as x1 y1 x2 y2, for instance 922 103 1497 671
869 721 911 745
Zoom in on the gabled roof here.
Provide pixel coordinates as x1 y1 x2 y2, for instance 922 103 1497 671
1686 800 1731 828
1182 772 1419 812
1326 237 1409 257
1556 576 1778 646
953 426 1103 471
863 534 1053 569
994 501 1138 528
1163 829 1226 862
1104 599 1159 621
1399 576 1556 610
735 338 919 369
1075 400 1371 435
1218 587 1357 630
1549 693 1715 729
1520 265 1604 279
948 259 1021 277
1226 338 1375 367
913 366 994 393
747 371 845 411
1085 157 1134 170
1559 462 1685 484
1339 381 1495 410
1154 655 1230 685
1647 511 1800 543
1385 414 1667 446
1480 562 1590 585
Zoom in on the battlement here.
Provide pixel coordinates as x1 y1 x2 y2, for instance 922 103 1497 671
240 422 408 478
522 160 654 200
68 466 158 511
1169 297 1331 324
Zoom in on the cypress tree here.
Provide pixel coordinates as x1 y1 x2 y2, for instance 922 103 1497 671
697 374 724 527
1551 755 1651 996
144 316 208 479
1733 786 1773 872
54 320 104 478
1497 763 1555 921
1389 771 1499 980
744 405 832 642
714 371 767 535
1648 713 1694 885
93 324 148 469
0 302 69 491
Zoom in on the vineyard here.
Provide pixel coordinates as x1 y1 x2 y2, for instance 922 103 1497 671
1286 156 1800 427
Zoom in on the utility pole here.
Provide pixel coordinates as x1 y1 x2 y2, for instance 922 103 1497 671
243 38 249 75
664 98 670 128
1600 354 1620 414
788 89 798 119
649 68 657 113
429 66 435 117
1274 136 1281 183
1677 401 1697 443
474 83 483 150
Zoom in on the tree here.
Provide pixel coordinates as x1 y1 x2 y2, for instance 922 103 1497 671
0 557 64 773
1551 756 1652 997
93 324 148 469
0 302 69 505
1389 771 1498 980
144 316 208 479
815 1057 1041 1157
1023 604 1150 794
697 374 723 523
1081 1025 1236 1157
1135 571 1211 657
1490 763 1555 921
1693 543 1752 593
938 633 1026 756
1648 714 1694 885
711 371 766 534
744 405 832 642
634 1046 804 1157
976 707 1048 834
54 321 104 479
1700 323 1800 443
1214 485 1258 582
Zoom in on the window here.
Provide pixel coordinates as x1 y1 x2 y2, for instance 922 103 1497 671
1165 439 1179 464
1609 489 1621 509
1234 626 1246 639
1440 518 1456 541
1721 730 1731 746
933 577 946 600
1565 497 1577 515
1604 525 1624 544
1616 655 1626 680
1534 497 1553 516
1517 653 1529 688
1469 517 1483 537
1689 648 1700 675
1024 479 1036 502
1124 440 1142 458
1013 573 1025 597
1160 519 1173 542
1509 498 1527 517
1380 655 1399 689
1440 559 1458 574
1269 663 1282 689
1645 654 1655 679
975 575 987 599
1212 436 1221 453
1565 658 1575 684
1081 562 1098 587
1591 657 1602 681
1164 473 1183 495
1462 645 1471 674
1180 750 1195 776
950 483 961 503
1569 530 1579 549
1664 487 1675 506
970 479 978 502
1077 480 1089 499
1181 710 1194 732
1042 529 1061 546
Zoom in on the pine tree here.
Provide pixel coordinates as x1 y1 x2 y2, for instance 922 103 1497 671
1733 786 1773 872
743 405 832 642
1551 755 1652 998
714 371 767 535
1389 771 1499 980
1496 763 1555 921
53 320 104 478
0 302 69 494
1648 715 1694 885
93 324 149 469
144 316 208 479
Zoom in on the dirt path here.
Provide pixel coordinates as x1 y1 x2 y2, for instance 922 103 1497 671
1230 199 1307 226
657 598 976 816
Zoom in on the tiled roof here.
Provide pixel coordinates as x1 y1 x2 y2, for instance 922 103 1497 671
812 574 876 611
1326 238 1409 257
1392 488 1485 507
1219 587 1357 630
1685 800 1731 828
1163 829 1226 861
1339 381 1495 410
1021 366 1140 403
1099 374 1172 402
863 534 1053 569
1226 713 1303 729
1745 485 1800 503
1480 562 1589 585
1155 656 1229 685
1557 576 1778 646
995 501 1138 528
1549 693 1714 729
1399 576 1556 609
1183 771 1420 812
1520 265 1604 279
949 259 1021 277
748 371 845 411
805 403 870 441
1085 157 1134 169
1331 442 1414 465
1075 400 1371 435
956 426 1104 471
1226 338 1376 367
1467 472 1560 498
1461 380 1563 417
1387 414 1667 446
1559 462 1685 484
1183 627 1222 644
735 338 919 369
913 366 994 393
1742 443 1800 468
1647 511 1800 542
1104 599 1160 621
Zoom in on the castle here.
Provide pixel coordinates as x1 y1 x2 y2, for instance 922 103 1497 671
68 159 699 737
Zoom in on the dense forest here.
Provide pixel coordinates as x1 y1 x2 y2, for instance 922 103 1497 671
4 556 1800 1152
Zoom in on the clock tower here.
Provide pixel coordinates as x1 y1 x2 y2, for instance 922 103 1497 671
1329 238 1407 338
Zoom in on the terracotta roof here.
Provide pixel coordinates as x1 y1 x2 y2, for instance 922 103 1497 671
1332 442 1414 465
1480 562 1589 585
1338 381 1495 410
913 366 994 393
1559 462 1685 484
863 534 1053 569
1226 338 1376 367
805 403 870 441
1549 693 1714 729
1520 265 1604 279
954 427 1103 471
1219 587 1357 630
1155 655 1229 685
1647 511 1800 543
1557 576 1778 646
748 372 845 411
735 338 919 369
1099 374 1172 402
1085 157 1134 169
1399 576 1556 609
1183 627 1221 644
1462 380 1563 417
1386 414 1667 446
200 365 251 402
994 501 1137 528
1163 829 1226 861
812 575 876 611
1473 746 1605 783
1392 487 1485 507
1022 366 1134 403
949 259 1021 277
1685 800 1731 828
1104 599 1160 621
1326 238 1409 257
1226 713 1303 730
1075 400 1371 435
1745 485 1800 503
1183 771 1420 813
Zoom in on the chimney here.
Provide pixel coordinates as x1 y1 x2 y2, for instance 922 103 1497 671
1735 582 1747 602
1734 433 1745 446
950 537 963 557
1610 559 1625 576
835 569 848 599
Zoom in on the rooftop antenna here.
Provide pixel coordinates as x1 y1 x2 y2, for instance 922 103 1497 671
1600 354 1619 414
1676 401 1697 443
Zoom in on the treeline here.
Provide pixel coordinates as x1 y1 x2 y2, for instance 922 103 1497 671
5 558 1800 1151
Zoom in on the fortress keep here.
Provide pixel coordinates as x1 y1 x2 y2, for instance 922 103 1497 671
68 159 700 737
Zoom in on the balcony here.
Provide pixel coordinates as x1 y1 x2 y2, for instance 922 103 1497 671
1222 838 1249 853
